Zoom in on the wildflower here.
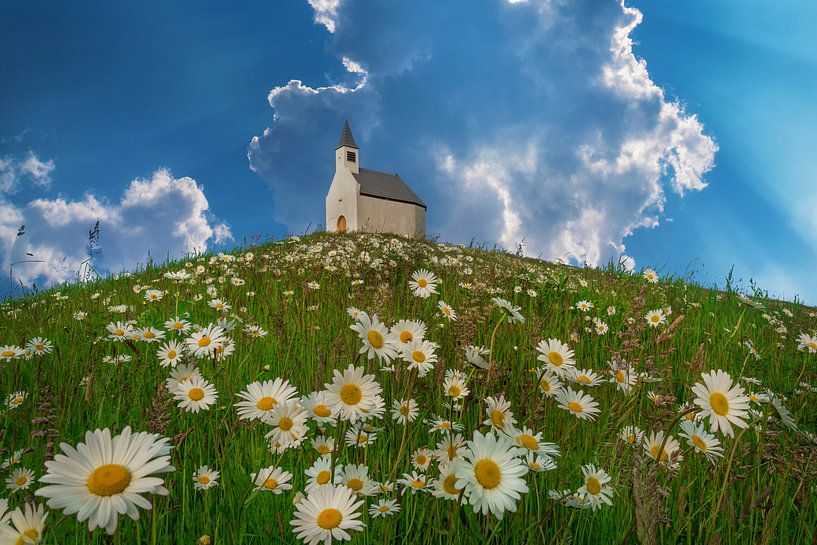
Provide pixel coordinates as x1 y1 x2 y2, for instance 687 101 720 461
411 448 434 471
235 378 298 421
797 332 817 353
555 387 600 421
454 430 528 519
679 420 723 461
438 301 457 321
144 289 164 302
0 503 47 544
493 297 525 323
643 268 659 283
6 391 27 409
350 314 398 362
608 363 637 394
576 300 593 312
344 425 377 448
324 365 383 423
429 418 464 433
570 368 604 387
185 325 226 358
25 337 52 355
402 339 438 377
390 319 426 345
252 466 293 494
301 391 337 424
435 433 467 463
312 436 335 457
619 426 644 445
105 322 132 342
307 281 320 290
537 369 563 397
577 464 614 510
443 374 469 400
164 316 191 334
265 401 308 450
369 499 400 517
391 398 418 424
335 464 373 496
645 309 666 328
174 376 218 413
508 427 560 458
691 370 750 437
165 363 201 393
431 464 461 501
536 339 576 376
208 298 231 312
525 452 557 472
193 466 219 490
7 467 34 492
36 427 174 535
305 458 333 491
409 269 439 298
465 345 490 370
398 471 430 494
243 324 268 338
156 340 185 368
290 485 365 545
484 395 516 432
643 431 682 466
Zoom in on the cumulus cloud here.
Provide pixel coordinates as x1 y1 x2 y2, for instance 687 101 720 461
1 168 232 288
249 0 717 267
0 151 55 193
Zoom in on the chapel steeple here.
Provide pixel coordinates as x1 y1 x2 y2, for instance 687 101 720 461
335 120 360 174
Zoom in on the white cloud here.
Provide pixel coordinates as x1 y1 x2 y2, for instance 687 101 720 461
1 168 232 287
306 0 342 33
0 151 56 193
19 151 55 188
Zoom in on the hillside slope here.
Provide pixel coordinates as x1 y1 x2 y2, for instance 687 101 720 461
1 232 815 544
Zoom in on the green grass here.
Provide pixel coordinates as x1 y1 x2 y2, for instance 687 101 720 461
2 231 816 544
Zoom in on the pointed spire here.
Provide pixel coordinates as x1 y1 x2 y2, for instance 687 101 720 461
336 120 359 149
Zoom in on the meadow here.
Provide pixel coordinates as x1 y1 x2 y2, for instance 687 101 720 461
1 232 815 544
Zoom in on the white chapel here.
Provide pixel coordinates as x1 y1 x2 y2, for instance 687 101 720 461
325 121 426 238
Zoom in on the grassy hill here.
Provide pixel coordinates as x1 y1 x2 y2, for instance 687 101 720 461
1 232 815 544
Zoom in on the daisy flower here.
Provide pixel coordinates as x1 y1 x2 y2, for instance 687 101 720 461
411 448 434 471
409 269 439 298
156 340 185 368
398 471 430 494
350 314 398 362
483 395 516 432
252 466 293 494
312 436 335 457
554 387 600 421
402 339 438 377
208 298 231 312
508 427 560 458
235 378 298 422
443 375 469 400
645 309 666 328
431 464 461 501
369 499 400 517
390 319 426 345
429 418 464 434
324 365 383 423
454 430 528 519
243 324 268 338
344 425 377 448
536 339 576 376
391 398 418 424
305 458 334 491
537 368 563 397
797 332 817 353
25 337 52 355
577 464 613 510
165 363 201 393
193 466 219 490
465 345 490 370
264 401 308 450
36 427 174 535
435 433 467 463
679 420 724 461
691 369 750 437
346 307 366 321
642 268 659 283
576 300 593 312
105 322 132 342
643 431 682 466
619 426 644 445
185 325 226 358
594 321 609 335
164 316 191 334
608 363 636 394
290 485 365 545
6 391 27 409
335 464 373 496
570 368 604 387
2 449 25 469
438 301 457 321
0 503 47 545
301 391 337 424
492 297 525 324
144 289 164 302
525 451 558 473
7 467 34 492
174 376 218 413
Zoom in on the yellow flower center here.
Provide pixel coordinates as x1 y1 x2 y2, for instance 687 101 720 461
809 342 817 350
539 377 552 392
12 396 23 405
651 315 660 322
518 434 540 451
357 433 368 444
314 404 331 417
709 392 730 416
379 505 390 512
188 388 205 401
263 478 278 489
490 409 505 428
548 351 564 366
447 445 458 459
367 330 383 349
567 401 583 413
443 307 452 316
340 384 362 405
443 475 459 495
412 351 426 363
316 470 331 485
143 331 155 338
15 475 27 486
650 445 669 462
399 331 413 343
586 476 601 495
399 405 410 416
626 434 636 443
278 416 293 431
418 278 428 288
474 459 501 489
35 343 44 350
199 476 211 485
256 396 276 411
346 478 364 491
576 375 590 384
439 421 452 430
87 464 132 496
448 385 461 397
174 322 184 329
691 435 708 451
197 336 211 347
416 454 427 466
411 479 425 488
17 529 38 545
615 370 625 383
317 445 331 455
167 350 177 359
113 330 124 337
317 508 342 530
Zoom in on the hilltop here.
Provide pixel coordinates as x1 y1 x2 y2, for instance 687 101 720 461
1 232 815 544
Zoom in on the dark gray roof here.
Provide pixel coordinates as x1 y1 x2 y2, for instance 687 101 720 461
336 120 358 149
353 168 426 209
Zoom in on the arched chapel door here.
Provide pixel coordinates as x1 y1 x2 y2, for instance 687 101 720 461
337 215 347 233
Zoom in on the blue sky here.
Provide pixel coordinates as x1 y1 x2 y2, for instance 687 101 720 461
0 1 815 303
